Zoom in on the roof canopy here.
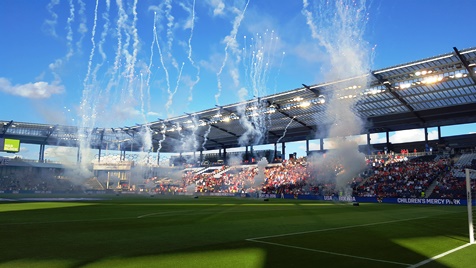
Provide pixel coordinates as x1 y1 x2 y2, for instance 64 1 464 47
2 47 476 153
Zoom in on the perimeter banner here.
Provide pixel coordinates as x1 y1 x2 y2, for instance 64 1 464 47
264 194 468 206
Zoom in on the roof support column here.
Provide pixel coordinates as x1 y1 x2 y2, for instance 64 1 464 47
424 127 430 154
274 143 278 162
367 133 371 155
320 138 324 152
424 127 429 143
386 131 390 152
223 148 227 165
77 147 81 163
250 145 254 163
98 147 102 163
39 144 45 163
306 139 310 156
245 146 249 163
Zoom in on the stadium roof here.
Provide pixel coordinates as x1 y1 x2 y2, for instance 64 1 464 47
2 46 476 153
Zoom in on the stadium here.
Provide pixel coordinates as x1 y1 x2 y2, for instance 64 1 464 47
1 46 476 267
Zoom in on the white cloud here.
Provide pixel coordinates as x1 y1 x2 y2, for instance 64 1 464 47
389 129 425 143
295 130 440 153
0 77 64 99
371 129 439 144
44 146 78 163
206 0 225 16
147 111 161 118
368 133 386 144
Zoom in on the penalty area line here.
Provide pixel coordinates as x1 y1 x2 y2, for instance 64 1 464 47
246 238 410 266
408 242 474 268
245 217 428 266
247 216 428 241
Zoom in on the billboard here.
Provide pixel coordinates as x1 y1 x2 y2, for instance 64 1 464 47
1 138 21 153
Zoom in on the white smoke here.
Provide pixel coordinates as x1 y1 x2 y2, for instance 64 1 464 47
303 0 372 195
254 157 268 184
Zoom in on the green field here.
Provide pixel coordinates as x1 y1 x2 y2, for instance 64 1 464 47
0 194 474 268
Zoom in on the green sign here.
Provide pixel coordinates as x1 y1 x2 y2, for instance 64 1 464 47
3 138 20 152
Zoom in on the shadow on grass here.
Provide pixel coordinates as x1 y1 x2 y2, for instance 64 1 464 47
0 196 472 268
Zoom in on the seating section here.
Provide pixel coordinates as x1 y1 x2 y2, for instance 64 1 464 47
2 152 476 198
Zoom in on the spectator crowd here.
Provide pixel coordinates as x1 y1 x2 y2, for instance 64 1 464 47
2 152 476 199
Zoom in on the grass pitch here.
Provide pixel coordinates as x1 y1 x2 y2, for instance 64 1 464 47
0 194 474 268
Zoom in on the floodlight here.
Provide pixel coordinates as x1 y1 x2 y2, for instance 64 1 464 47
300 101 311 107
399 83 411 89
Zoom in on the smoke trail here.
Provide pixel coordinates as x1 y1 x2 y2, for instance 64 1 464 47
114 0 134 104
202 0 250 149
180 115 199 153
215 0 251 105
97 0 111 63
46 0 75 85
156 123 167 165
276 116 295 143
151 12 173 116
65 0 75 61
127 0 140 94
78 0 99 129
146 10 158 115
44 0 60 37
110 0 127 88
147 0 200 159
302 0 371 195
83 0 99 88
75 0 99 178
138 76 153 166
139 73 152 154
130 0 152 166
91 0 111 98
183 0 200 103
302 0 371 82
236 30 281 147
202 124 212 151
237 102 263 146
165 62 185 116
76 0 87 53
164 0 179 71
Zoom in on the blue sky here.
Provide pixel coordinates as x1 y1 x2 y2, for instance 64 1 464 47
1 0 476 161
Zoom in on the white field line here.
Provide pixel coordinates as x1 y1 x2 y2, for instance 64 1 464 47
247 216 428 240
247 239 411 266
0 207 298 225
408 243 475 268
246 217 428 266
136 207 299 219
